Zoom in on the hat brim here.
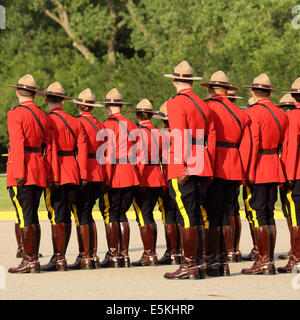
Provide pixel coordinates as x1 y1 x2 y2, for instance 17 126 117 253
128 109 157 114
39 91 73 100
277 103 295 107
244 85 280 92
163 74 203 80
227 95 243 99
200 83 239 91
71 99 104 107
153 113 168 120
100 101 131 105
8 84 40 93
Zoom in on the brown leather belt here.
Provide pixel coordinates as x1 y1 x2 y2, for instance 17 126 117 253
216 141 238 148
58 150 74 157
258 148 278 155
88 153 97 159
191 135 208 146
24 146 42 153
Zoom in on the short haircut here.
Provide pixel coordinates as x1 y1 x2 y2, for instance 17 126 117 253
136 111 152 121
46 95 64 104
173 79 194 86
17 88 35 97
252 88 271 97
292 93 300 103
78 105 94 112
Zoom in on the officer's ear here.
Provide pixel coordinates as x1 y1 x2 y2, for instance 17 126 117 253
61 100 65 106
45 99 49 106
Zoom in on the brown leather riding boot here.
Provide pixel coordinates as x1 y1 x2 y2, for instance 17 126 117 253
196 225 206 278
79 224 93 270
219 225 231 276
53 223 68 271
64 223 72 255
164 226 200 280
234 215 242 262
206 227 221 277
177 223 183 261
89 222 100 269
40 224 58 272
278 226 300 273
278 217 292 260
268 224 276 262
242 222 258 261
15 223 24 258
227 216 236 262
158 224 181 265
68 226 83 270
100 222 120 268
9 225 40 273
132 224 158 267
242 225 275 275
119 222 130 267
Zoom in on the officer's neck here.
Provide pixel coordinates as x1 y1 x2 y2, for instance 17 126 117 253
107 106 122 116
18 96 34 104
174 83 192 93
48 103 64 111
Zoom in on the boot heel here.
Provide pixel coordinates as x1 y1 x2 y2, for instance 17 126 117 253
188 273 200 280
29 268 40 274
262 267 276 275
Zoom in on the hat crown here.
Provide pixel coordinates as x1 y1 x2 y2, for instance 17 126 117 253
78 88 95 102
174 60 193 75
46 82 65 95
17 74 37 89
291 77 300 90
160 102 168 115
211 70 230 84
106 88 122 101
136 98 153 111
252 73 271 87
280 94 294 104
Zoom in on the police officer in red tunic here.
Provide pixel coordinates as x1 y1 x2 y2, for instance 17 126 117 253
7 74 53 273
40 82 88 272
278 79 300 273
153 102 183 265
201 71 251 277
128 99 165 266
99 88 143 268
226 90 244 262
162 61 216 280
68 89 105 270
276 94 295 261
241 73 288 275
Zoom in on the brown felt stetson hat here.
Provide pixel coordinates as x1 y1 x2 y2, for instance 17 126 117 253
200 71 238 91
285 77 300 94
101 88 130 105
8 74 40 93
72 88 103 107
40 81 73 100
244 73 279 92
153 101 168 120
227 89 243 100
128 98 156 114
164 60 202 81
277 94 295 107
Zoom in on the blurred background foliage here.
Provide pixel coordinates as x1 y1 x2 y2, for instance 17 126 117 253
0 0 300 172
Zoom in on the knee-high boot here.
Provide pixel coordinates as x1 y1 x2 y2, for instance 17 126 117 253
119 222 130 267
164 226 200 279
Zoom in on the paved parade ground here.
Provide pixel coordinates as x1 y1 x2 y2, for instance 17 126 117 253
0 216 299 301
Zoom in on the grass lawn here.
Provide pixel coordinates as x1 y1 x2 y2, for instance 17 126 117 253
0 176 283 213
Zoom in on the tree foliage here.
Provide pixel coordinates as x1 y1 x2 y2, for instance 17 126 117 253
0 0 300 171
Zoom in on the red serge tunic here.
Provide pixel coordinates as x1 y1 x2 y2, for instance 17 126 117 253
103 112 142 188
246 98 288 184
139 120 165 188
6 100 53 188
282 105 300 181
206 94 251 181
78 112 105 182
49 107 88 185
166 88 216 181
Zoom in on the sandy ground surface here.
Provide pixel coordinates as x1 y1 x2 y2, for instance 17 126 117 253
0 219 299 300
